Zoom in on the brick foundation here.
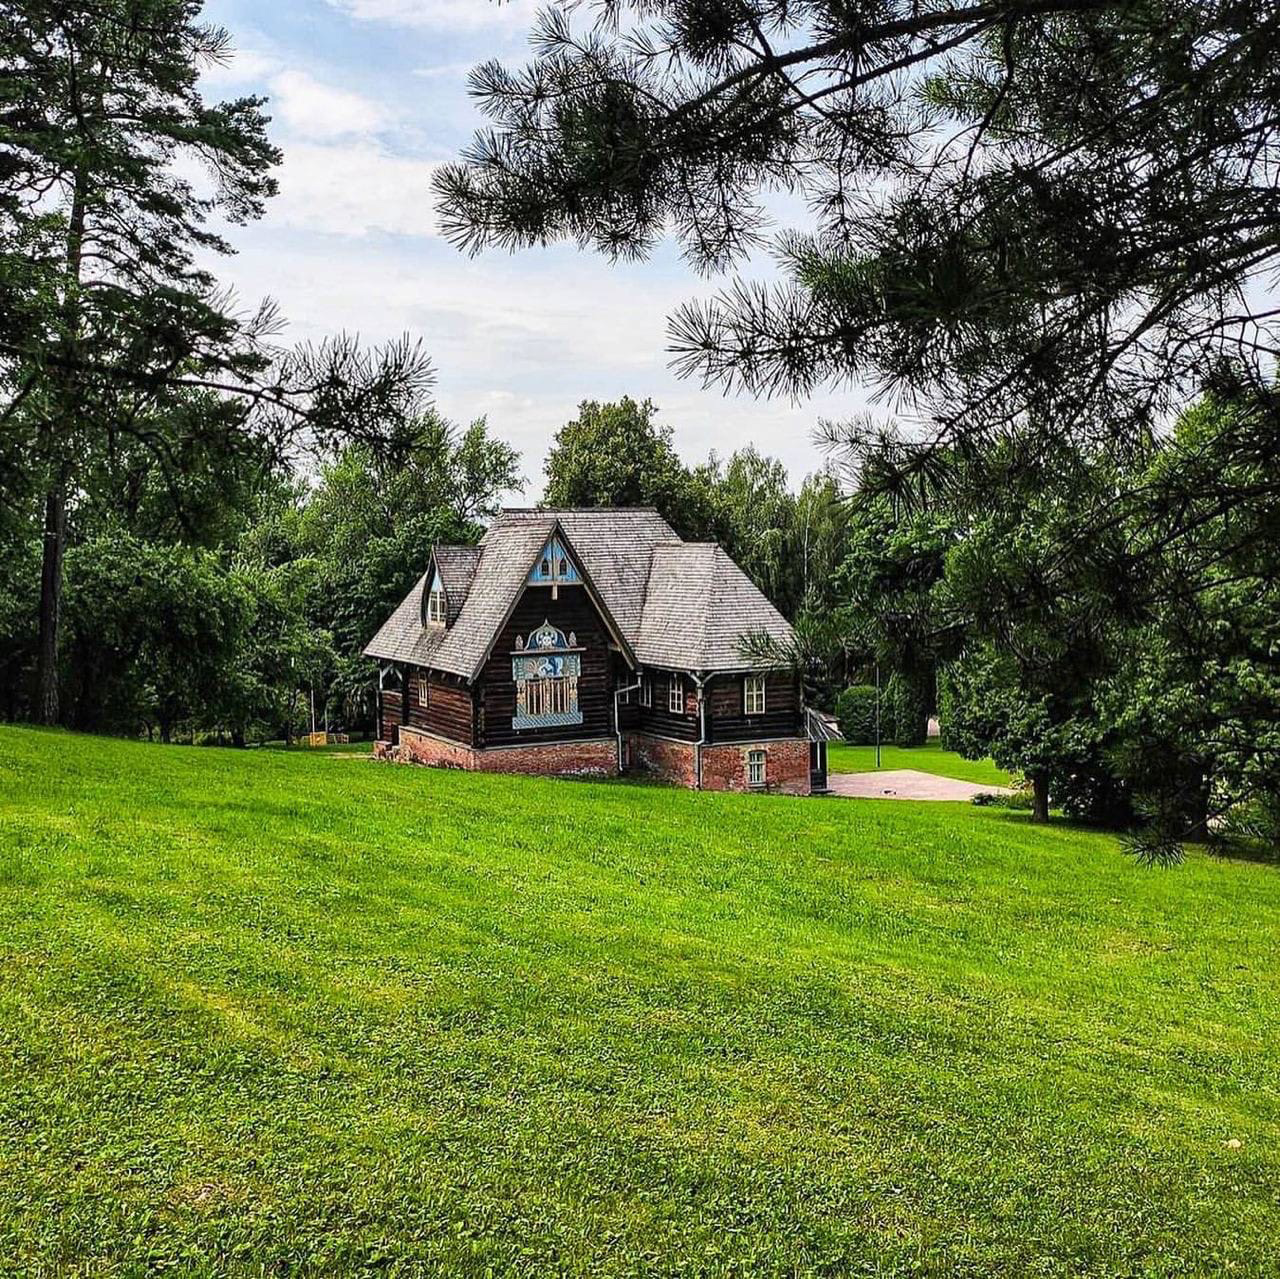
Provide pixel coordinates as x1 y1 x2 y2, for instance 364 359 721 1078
627 732 811 795
381 727 810 794
700 738 811 796
628 733 696 787
392 726 619 779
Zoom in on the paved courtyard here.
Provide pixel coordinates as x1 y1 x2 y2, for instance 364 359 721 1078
828 769 1012 802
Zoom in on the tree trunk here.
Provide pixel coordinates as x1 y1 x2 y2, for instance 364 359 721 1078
1031 773 1050 823
34 484 68 724
34 171 88 728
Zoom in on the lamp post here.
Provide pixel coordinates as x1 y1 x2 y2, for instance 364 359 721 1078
874 662 882 770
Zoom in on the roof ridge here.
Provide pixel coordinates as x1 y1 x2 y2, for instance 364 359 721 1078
496 505 666 516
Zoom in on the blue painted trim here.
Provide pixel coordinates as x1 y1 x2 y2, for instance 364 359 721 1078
513 710 584 730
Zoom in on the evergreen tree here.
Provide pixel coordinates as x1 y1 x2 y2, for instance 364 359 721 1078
0 1 434 722
436 0 1279 445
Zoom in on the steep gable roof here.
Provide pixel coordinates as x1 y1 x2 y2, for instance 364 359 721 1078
424 516 556 679
636 543 794 671
364 508 796 678
497 508 678 643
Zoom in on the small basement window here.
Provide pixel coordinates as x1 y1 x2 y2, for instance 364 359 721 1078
747 749 766 787
668 676 685 714
744 674 766 715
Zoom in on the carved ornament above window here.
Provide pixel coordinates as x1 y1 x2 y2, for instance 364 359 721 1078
511 620 583 729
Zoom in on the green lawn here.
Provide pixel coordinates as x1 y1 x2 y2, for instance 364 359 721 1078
1 727 1278 1276
828 737 1014 786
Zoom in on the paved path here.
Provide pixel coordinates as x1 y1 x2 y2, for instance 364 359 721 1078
827 768 1011 802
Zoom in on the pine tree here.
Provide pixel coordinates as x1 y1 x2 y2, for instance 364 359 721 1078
0 1 434 721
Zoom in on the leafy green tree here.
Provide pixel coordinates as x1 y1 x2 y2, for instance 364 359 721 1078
302 413 521 659
791 472 851 614
219 556 334 747
0 492 39 720
0 2 276 722
1100 393 1280 856
61 532 250 741
542 398 712 538
702 447 794 610
835 685 878 745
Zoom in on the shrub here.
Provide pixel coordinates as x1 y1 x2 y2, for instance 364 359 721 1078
835 684 880 744
886 674 928 747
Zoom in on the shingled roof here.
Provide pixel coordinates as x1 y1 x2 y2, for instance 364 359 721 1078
432 545 482 625
364 508 795 678
636 543 793 670
497 507 679 641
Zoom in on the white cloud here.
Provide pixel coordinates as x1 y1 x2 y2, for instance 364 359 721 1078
207 230 867 494
411 61 475 80
269 70 389 140
329 0 537 32
200 46 282 91
266 142 439 238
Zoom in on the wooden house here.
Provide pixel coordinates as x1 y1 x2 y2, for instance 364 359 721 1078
365 508 825 794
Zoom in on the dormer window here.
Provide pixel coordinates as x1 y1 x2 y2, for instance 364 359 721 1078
426 571 446 626
528 536 582 586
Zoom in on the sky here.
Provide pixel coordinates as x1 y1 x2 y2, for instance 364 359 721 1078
197 0 870 499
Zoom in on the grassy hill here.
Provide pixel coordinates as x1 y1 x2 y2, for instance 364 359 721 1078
1 726 1277 1276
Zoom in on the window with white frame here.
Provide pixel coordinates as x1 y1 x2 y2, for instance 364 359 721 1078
426 571 446 625
639 676 652 708
747 749 766 787
417 676 430 708
744 674 766 715
615 673 634 704
668 676 685 714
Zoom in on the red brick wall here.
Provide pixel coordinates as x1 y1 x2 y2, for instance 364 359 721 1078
628 733 696 786
398 727 477 770
478 738 617 778
392 727 617 778
701 738 811 796
388 727 809 794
